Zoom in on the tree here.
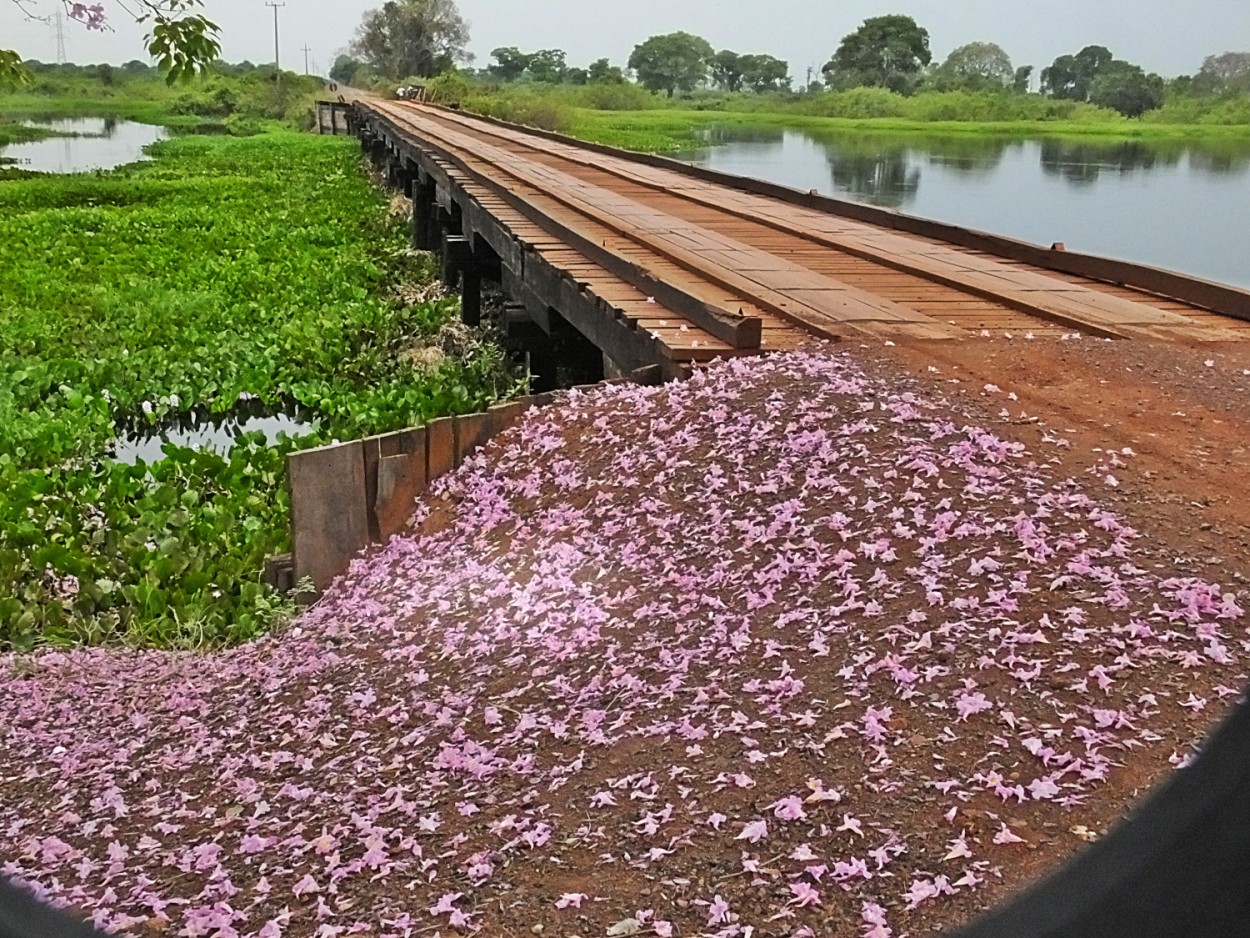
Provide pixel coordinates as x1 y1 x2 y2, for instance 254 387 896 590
739 53 789 93
937 41 1013 89
1194 51 1250 94
1012 64 1034 94
330 54 365 86
1041 44 1113 101
525 48 567 83
3 0 220 86
710 50 744 92
822 15 931 94
351 0 470 80
1088 61 1165 116
628 31 714 98
488 46 531 82
587 57 626 84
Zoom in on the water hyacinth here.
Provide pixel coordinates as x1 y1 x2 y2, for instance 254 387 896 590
0 348 1244 937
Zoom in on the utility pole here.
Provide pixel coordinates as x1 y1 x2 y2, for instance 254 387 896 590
265 1 286 76
301 44 312 75
53 9 67 64
805 65 813 92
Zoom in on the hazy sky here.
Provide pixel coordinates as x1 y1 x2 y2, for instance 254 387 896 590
4 0 1249 81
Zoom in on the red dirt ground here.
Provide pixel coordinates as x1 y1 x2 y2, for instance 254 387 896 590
1 343 1247 938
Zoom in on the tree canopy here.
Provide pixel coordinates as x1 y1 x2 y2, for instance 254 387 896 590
329 54 365 86
587 57 626 84
1040 45 1113 100
1088 61 1165 116
487 46 531 82
936 41 1014 89
822 15 931 94
525 48 568 84
710 50 745 92
710 50 790 93
1195 51 1250 94
350 0 470 81
627 31 714 97
3 0 220 86
1038 44 1165 115
740 53 789 92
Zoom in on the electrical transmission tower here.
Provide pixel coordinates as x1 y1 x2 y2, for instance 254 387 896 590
301 44 312 75
54 10 67 64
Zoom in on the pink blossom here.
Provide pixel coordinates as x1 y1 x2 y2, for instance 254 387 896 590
771 796 807 821
430 892 463 916
789 882 821 907
736 819 769 843
707 895 730 926
993 824 1026 845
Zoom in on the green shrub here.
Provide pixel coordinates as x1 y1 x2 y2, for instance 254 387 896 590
574 82 657 111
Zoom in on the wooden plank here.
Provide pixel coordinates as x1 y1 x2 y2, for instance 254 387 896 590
371 106 761 350
406 104 1250 337
373 105 959 341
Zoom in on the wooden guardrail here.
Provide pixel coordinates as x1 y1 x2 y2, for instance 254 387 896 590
275 369 659 596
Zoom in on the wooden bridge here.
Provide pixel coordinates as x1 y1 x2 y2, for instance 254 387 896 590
337 99 1250 383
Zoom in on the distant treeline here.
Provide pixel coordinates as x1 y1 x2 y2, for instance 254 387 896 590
328 11 1249 123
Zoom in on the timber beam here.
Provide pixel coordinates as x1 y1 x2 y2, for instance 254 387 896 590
354 108 695 382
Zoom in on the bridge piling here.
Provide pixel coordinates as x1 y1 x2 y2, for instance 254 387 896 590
352 104 711 385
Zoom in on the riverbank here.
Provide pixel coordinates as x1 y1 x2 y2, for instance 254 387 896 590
0 69 327 135
567 107 1250 152
0 128 514 650
433 80 1250 152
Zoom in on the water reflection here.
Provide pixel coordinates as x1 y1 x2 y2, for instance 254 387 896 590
685 124 1250 288
918 135 1017 175
696 125 785 146
111 400 320 465
0 117 168 174
826 144 920 209
1039 139 1183 185
1183 147 1250 175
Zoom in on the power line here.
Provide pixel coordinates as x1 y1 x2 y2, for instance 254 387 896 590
265 1 286 74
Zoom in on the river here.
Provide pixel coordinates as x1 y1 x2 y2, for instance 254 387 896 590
0 117 168 173
681 127 1250 289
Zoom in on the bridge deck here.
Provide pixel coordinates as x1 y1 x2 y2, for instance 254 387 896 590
355 101 1250 375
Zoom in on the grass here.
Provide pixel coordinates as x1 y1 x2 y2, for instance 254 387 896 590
0 122 68 147
433 81 1250 153
565 107 1250 152
1 69 327 135
0 129 515 651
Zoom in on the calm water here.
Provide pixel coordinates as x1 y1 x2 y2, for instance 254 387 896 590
681 128 1250 289
0 117 168 173
112 405 319 465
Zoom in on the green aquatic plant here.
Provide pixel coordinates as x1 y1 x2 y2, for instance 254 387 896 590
0 131 512 649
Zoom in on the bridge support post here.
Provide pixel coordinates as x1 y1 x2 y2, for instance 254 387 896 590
441 234 472 287
441 234 485 327
537 308 605 387
503 303 556 392
411 181 436 250
369 138 387 169
461 270 482 327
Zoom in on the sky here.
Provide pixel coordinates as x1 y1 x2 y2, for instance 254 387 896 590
4 0 1249 81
